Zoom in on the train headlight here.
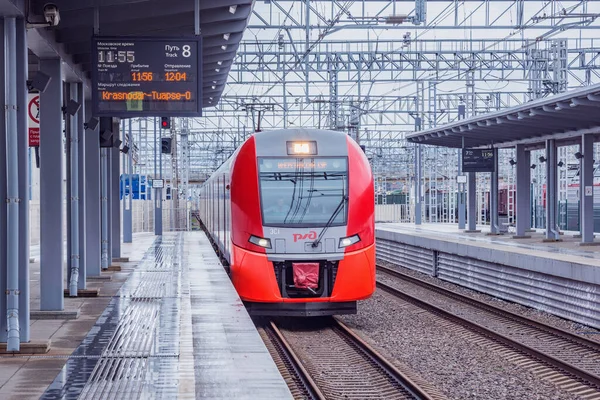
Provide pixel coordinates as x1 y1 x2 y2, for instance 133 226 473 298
249 235 272 249
339 234 360 248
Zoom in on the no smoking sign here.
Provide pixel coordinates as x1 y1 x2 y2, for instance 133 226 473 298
28 94 40 147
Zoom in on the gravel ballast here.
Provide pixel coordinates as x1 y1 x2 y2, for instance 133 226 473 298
379 261 600 342
340 288 587 400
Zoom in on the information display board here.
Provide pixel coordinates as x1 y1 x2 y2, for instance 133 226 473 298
92 36 202 117
151 179 165 188
462 148 496 172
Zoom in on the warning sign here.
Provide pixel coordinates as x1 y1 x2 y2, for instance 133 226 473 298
28 94 40 147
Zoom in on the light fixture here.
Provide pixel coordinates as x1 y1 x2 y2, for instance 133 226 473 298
248 235 271 248
229 5 237 14
215 68 220 72
209 97 213 100
211 85 216 90
223 33 230 40
575 151 584 159
213 80 217 84
557 161 564 167
539 156 547 163
339 234 361 248
509 159 516 166
217 61 223 65
221 45 227 50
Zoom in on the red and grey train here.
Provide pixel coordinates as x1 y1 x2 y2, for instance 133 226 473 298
198 128 375 316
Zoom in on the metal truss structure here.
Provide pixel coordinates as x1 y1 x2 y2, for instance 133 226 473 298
126 0 600 227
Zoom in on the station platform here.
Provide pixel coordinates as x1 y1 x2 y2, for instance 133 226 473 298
378 223 600 266
376 223 600 329
0 232 291 399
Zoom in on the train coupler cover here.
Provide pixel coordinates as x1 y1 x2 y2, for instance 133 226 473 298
292 263 319 290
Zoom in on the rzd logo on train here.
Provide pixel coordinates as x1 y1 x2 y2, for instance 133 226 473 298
293 231 317 242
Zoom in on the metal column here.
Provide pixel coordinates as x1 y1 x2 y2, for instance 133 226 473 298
545 139 560 241
1 17 29 350
414 143 422 225
111 131 121 259
100 117 111 271
458 151 466 229
466 172 478 232
514 144 531 238
76 83 86 287
106 144 113 265
154 118 163 235
0 18 6 343
123 120 132 243
489 148 500 234
39 58 64 311
67 83 80 296
580 134 595 244
84 100 101 276
15 17 29 343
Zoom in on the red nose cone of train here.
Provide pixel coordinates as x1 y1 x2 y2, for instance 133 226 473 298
198 129 375 316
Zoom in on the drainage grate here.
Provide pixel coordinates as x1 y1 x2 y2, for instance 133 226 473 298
41 233 193 399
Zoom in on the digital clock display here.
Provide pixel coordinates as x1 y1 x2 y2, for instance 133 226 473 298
91 36 202 117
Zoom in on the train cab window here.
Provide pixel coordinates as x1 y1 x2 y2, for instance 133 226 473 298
258 157 348 226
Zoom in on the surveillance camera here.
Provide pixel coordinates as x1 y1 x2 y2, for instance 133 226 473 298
43 3 60 26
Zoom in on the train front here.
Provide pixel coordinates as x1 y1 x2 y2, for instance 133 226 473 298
230 129 375 316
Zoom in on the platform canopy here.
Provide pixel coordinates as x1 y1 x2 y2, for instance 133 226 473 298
406 82 600 149
20 0 254 106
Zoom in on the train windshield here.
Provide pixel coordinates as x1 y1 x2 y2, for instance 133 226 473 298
258 157 348 226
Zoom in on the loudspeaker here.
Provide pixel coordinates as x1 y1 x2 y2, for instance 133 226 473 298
27 71 52 93
99 129 113 148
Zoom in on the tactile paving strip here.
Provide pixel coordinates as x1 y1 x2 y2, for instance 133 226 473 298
41 234 194 400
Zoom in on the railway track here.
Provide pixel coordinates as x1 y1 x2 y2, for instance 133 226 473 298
259 317 442 400
377 264 600 399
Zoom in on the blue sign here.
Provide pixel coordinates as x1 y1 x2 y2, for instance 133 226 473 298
120 174 151 200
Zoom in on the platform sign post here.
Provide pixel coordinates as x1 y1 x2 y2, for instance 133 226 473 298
91 36 202 117
27 94 40 147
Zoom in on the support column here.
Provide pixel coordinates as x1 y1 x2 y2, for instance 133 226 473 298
458 151 466 229
100 118 111 271
466 172 479 232
3 17 21 350
514 144 531 238
154 117 163 235
39 58 63 311
77 83 86 287
414 143 422 225
545 139 560 241
0 18 7 342
106 145 113 264
84 101 101 276
489 148 500 235
123 120 132 243
580 134 595 245
111 126 121 259
66 82 82 296
15 17 29 343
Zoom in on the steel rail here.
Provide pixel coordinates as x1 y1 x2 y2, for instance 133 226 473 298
265 321 326 400
332 318 437 400
377 264 600 353
375 271 600 390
